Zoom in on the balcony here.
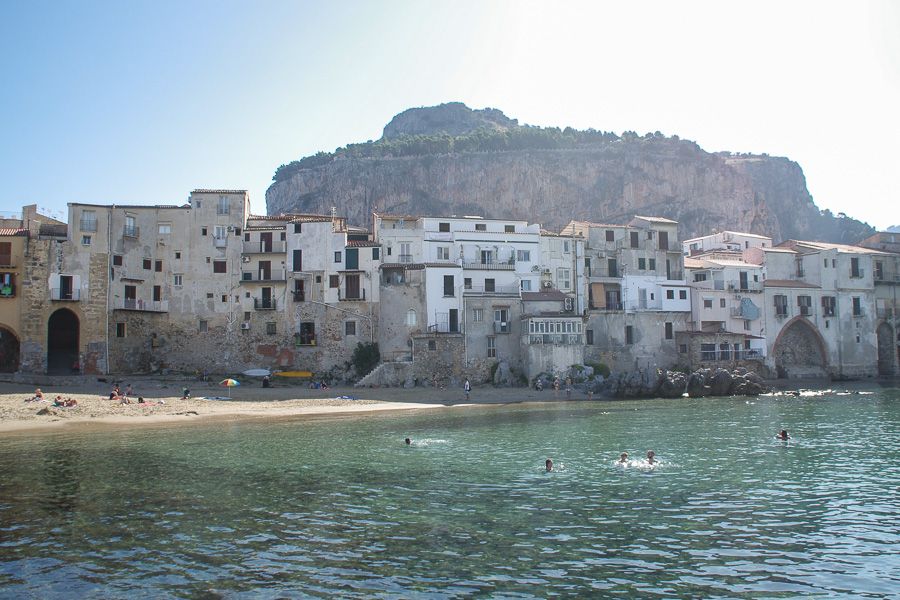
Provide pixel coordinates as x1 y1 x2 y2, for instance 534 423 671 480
462 260 515 271
241 270 287 283
79 219 98 232
875 273 900 284
464 284 519 296
0 283 15 298
254 298 277 310
51 288 81 301
667 270 684 281
214 236 228 248
292 290 306 302
526 333 583 345
398 254 414 263
850 268 865 279
242 241 286 254
115 298 168 312
590 302 624 311
123 226 139 238
493 321 511 334
338 289 367 301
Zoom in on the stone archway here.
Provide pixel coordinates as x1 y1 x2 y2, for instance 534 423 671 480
772 317 827 378
877 322 896 377
47 309 79 374
0 326 20 373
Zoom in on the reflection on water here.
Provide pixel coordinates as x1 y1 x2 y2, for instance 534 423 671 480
1 389 899 597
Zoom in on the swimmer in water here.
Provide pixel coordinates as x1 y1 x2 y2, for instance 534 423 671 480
405 437 411 445
646 450 657 465
776 429 790 440
618 452 628 464
545 458 553 472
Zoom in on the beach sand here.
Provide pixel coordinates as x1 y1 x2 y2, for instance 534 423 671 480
0 379 570 434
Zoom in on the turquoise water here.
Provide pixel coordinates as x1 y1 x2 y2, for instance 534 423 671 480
1 389 899 598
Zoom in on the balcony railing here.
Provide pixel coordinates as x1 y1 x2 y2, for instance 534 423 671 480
874 273 900 283
493 321 511 334
115 298 168 312
292 290 306 302
254 298 277 310
462 260 515 271
590 302 624 311
464 284 519 296
241 270 287 282
80 219 98 232
667 270 684 281
0 283 15 298
123 226 139 238
242 241 286 254
398 254 413 263
338 289 366 301
51 288 81 301
214 236 228 248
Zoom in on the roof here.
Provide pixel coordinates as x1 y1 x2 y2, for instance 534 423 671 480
244 225 286 231
346 240 379 247
683 257 708 269
764 279 821 289
760 247 797 254
192 189 248 194
69 202 188 210
632 215 678 224
0 228 28 237
784 239 892 256
521 290 568 301
682 230 773 244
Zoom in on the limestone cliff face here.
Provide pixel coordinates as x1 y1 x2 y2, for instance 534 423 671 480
267 105 872 242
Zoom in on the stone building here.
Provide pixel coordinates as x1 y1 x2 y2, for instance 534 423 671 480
857 231 900 376
0 223 28 372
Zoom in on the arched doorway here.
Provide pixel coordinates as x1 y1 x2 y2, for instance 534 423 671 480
0 326 20 372
876 322 895 377
47 309 79 374
772 318 827 378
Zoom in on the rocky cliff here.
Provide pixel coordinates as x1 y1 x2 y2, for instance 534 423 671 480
267 103 872 242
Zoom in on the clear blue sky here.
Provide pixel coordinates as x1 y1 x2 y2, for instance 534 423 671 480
2 0 898 229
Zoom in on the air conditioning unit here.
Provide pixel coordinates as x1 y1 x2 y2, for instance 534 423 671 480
227 225 234 232
242 256 251 263
240 322 250 330
543 281 553 289
542 268 551 275
531 265 542 272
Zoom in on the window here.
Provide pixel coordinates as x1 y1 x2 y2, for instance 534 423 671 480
153 286 161 302
487 336 496 357
703 298 713 309
80 210 97 232
175 251 181 260
158 223 171 235
694 273 707 282
494 308 509 333
679 290 687 300
505 225 515 233
81 235 91 246
630 231 639 248
850 257 861 278
199 320 208 333
267 322 277 335
399 242 411 262
345 321 356 336
243 311 251 321
774 294 788 317
638 258 646 270
625 325 634 344
443 275 454 296
822 296 836 317
155 260 162 272
586 329 594 345
874 261 884 280
143 259 151 270
647 231 654 240
516 249 531 262
428 340 436 351
680 344 688 354
214 225 226 240
701 343 716 361
798 295 812 316
563 240 571 253
744 320 751 330
648 258 656 271
473 308 483 322
720 298 726 308
329 275 339 288
475 223 486 231
244 233 251 242
124 215 137 237
174 274 183 286
464 277 472 290
485 278 495 292
280 232 286 241
113 255 123 266
221 294 227 303
217 196 229 215
207 293 214 299
665 322 673 340
437 247 450 260
605 230 615 242
666 289 674 300
521 280 532 291
439 222 450 232
372 247 380 260
824 258 828 268
852 296 862 316
297 322 316 345
201 227 208 236
293 223 302 233
719 343 731 361
292 249 302 272
557 268 571 290
213 260 226 273
334 251 341 263
406 309 417 326
116 323 126 337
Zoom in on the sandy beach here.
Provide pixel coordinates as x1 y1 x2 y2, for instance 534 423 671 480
0 378 570 434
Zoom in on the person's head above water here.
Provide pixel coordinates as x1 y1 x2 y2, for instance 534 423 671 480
778 429 789 439
545 458 553 471
405 437 411 445
619 452 628 462
647 450 656 463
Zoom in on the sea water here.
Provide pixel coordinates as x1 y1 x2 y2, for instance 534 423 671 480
1 389 898 598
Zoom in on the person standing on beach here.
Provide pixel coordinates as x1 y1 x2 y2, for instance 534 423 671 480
553 377 560 398
464 378 471 401
565 376 573 400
